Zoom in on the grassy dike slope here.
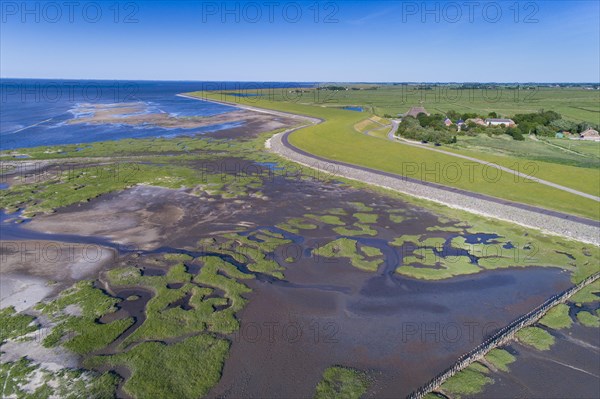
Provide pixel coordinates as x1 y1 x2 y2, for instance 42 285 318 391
442 146 600 198
189 91 599 220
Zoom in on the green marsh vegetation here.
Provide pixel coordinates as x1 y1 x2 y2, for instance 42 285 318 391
0 357 119 399
440 364 493 398
9 223 303 398
87 334 229 399
314 366 370 399
313 238 383 272
0 307 37 344
516 326 555 351
539 303 572 329
104 255 254 345
0 299 123 398
38 281 134 355
0 129 292 216
276 217 318 233
385 210 599 283
576 311 600 327
484 349 516 372
27 252 256 398
209 229 293 279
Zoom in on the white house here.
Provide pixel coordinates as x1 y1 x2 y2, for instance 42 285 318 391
485 118 516 127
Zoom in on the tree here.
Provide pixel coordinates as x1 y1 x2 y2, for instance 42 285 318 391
488 112 498 118
550 119 575 132
535 125 554 137
506 127 524 141
446 110 461 120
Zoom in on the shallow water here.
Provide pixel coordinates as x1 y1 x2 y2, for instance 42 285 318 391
343 106 364 112
474 323 600 399
0 79 313 150
210 265 571 398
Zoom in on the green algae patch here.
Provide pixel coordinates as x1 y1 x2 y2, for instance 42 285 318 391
87 334 228 399
314 366 370 399
353 213 378 224
516 327 555 351
485 349 516 372
440 364 492 397
360 245 383 258
420 237 447 248
539 303 572 330
398 250 479 280
277 217 318 233
314 238 383 272
37 281 133 355
576 310 600 327
389 235 422 246
389 213 406 223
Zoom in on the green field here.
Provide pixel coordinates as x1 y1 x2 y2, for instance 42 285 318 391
286 86 600 124
447 135 599 169
188 91 600 220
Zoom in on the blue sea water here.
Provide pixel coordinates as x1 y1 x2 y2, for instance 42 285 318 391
0 79 314 150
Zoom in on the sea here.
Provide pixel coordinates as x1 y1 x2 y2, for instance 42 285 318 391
0 79 314 151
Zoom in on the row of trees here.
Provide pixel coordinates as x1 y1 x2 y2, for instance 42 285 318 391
396 115 457 144
511 110 598 137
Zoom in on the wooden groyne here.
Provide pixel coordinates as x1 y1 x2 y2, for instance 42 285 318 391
408 272 600 399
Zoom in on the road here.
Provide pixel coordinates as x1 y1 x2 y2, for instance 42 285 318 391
185 94 600 244
383 121 600 202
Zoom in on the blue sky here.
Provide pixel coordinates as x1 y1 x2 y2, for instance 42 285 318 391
1 0 599 82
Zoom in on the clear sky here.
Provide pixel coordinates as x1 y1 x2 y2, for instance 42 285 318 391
1 0 599 82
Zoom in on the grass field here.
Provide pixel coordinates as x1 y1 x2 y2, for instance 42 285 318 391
207 85 600 123
188 91 600 220
447 135 600 170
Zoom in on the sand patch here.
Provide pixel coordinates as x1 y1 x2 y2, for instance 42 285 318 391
0 275 53 311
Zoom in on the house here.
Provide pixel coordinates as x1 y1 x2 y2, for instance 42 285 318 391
456 119 465 126
485 118 516 127
465 118 487 126
580 128 600 141
403 106 430 118
444 118 453 127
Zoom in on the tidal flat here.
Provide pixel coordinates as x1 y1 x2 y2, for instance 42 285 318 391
1 106 599 398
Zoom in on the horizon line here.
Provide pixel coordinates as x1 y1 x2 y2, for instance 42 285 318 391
1 77 599 85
